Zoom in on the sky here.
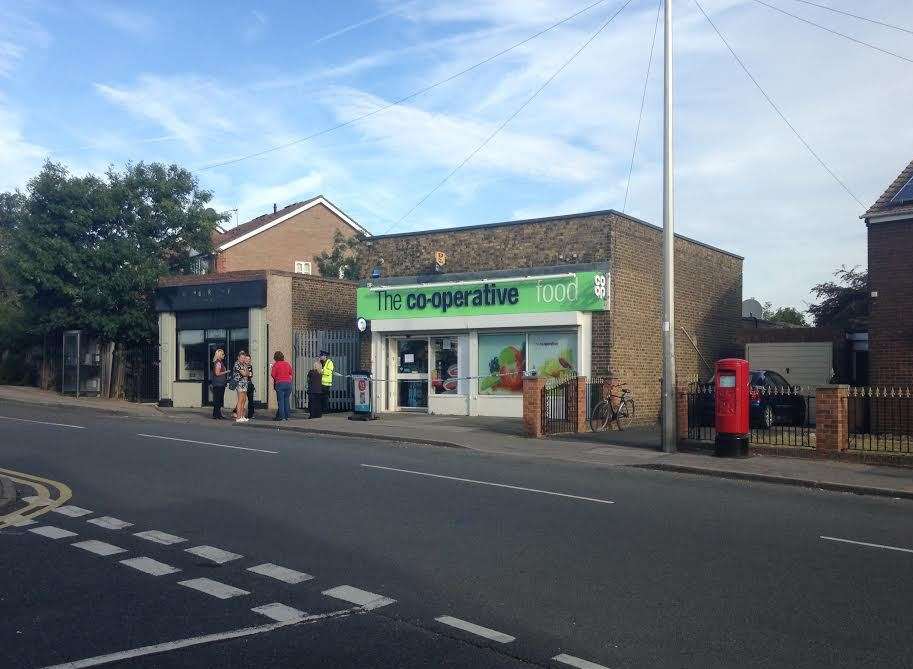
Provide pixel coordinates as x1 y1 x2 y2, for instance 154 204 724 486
1 0 911 313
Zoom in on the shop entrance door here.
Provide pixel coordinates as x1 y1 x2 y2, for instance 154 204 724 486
396 339 428 410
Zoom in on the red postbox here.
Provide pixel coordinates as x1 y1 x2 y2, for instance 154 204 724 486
714 358 750 457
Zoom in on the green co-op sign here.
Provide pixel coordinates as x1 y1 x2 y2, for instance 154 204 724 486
357 271 609 320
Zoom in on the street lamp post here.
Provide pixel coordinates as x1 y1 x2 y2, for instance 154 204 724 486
661 0 677 452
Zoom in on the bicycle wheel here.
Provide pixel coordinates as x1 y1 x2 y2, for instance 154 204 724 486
615 399 635 430
589 401 612 432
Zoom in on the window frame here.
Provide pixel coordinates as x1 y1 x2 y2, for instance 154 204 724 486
294 260 312 275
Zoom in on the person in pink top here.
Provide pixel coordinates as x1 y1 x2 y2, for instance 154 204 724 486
271 351 294 421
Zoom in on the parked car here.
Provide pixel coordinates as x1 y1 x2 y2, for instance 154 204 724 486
692 370 807 429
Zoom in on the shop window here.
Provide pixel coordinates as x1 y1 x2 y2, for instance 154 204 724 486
431 337 459 395
229 328 249 364
528 332 577 385
478 333 525 394
177 330 206 380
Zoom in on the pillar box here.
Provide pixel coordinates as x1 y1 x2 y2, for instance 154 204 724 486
714 358 750 457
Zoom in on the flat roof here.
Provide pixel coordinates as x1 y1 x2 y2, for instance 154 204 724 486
370 208 743 260
364 262 611 288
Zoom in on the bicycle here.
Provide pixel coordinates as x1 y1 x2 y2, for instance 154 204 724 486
589 380 635 431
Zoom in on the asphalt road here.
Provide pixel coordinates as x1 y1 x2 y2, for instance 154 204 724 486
1 400 911 669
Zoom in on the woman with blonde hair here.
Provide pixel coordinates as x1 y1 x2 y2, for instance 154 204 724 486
211 348 228 420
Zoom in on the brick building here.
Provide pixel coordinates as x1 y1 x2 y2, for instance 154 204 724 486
357 210 742 421
199 196 368 275
863 159 913 387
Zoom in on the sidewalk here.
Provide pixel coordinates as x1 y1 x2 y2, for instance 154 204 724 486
2 385 912 499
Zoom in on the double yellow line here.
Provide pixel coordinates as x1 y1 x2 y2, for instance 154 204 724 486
0 467 72 530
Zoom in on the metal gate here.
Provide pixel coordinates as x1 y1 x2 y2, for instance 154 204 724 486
542 377 578 435
293 330 359 412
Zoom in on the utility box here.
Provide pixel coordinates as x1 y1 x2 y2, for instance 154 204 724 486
714 358 750 457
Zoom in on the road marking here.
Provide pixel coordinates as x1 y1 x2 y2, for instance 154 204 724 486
0 415 85 429
322 585 396 610
185 545 243 564
820 536 913 554
247 563 314 584
136 433 278 454
21 495 50 505
9 517 35 527
434 616 515 643
30 526 78 539
133 530 186 545
120 557 181 576
53 505 94 518
178 577 249 599
361 464 615 505
553 653 611 669
87 516 133 530
0 468 73 529
72 540 127 556
39 606 361 668
252 603 307 623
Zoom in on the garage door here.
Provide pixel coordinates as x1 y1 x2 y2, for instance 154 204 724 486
746 342 833 389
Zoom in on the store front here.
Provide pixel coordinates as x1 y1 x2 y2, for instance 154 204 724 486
358 264 609 417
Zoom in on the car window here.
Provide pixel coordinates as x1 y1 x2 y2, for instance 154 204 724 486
766 372 788 387
749 372 764 386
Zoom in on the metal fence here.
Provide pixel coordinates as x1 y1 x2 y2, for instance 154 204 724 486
293 329 359 412
847 387 913 454
123 343 159 402
542 377 577 436
686 382 814 448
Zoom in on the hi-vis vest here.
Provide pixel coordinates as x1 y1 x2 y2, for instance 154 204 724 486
321 358 335 387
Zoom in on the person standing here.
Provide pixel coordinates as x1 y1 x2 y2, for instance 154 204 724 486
244 352 256 420
319 350 334 413
211 348 228 419
271 351 293 421
307 361 323 419
233 351 249 423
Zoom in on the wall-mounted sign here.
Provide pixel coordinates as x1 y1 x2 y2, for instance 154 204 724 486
435 251 447 267
357 271 609 320
155 280 267 312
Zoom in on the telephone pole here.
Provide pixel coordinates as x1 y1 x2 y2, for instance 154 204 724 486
661 0 677 452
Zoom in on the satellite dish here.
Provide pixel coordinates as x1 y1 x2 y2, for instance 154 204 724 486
742 298 764 318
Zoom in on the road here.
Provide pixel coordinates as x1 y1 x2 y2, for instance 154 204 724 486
1 400 911 669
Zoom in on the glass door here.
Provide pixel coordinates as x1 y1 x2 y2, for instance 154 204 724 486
396 339 428 410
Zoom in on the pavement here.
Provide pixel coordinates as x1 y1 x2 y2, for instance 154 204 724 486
1 400 912 668
1 384 912 500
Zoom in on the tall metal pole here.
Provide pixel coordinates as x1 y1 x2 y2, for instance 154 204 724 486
661 0 677 452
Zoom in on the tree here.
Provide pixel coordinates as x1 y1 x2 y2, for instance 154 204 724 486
807 266 868 330
315 230 366 280
1 161 225 345
761 303 808 326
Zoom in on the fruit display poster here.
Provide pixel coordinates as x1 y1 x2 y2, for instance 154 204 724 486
478 334 526 395
527 333 577 384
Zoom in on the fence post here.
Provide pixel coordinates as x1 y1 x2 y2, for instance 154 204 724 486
522 375 547 438
575 376 588 433
815 385 849 452
676 382 689 443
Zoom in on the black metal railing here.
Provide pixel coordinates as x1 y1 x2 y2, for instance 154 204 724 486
686 382 813 448
542 377 578 436
847 387 913 454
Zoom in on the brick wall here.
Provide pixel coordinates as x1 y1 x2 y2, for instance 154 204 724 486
218 203 357 274
291 275 357 331
868 219 913 386
364 211 742 423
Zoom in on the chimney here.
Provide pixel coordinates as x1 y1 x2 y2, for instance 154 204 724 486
273 203 277 214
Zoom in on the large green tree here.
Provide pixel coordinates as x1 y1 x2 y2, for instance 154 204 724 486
807 266 868 330
0 161 225 345
315 229 366 280
761 303 808 326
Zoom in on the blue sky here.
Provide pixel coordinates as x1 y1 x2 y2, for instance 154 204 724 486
2 0 912 312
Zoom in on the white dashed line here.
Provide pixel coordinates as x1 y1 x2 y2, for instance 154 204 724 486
361 464 615 505
136 433 278 454
178 578 249 599
434 616 515 643
553 653 611 669
120 557 181 576
322 585 396 610
87 516 133 530
185 545 243 564
29 526 77 539
53 505 94 517
72 540 127 556
133 530 186 545
0 415 84 429
247 563 313 584
820 536 913 554
251 603 308 623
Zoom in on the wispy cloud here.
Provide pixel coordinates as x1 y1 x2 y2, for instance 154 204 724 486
85 4 155 36
311 1 417 46
0 7 51 77
0 98 48 192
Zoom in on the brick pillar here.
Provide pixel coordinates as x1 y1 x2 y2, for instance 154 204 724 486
575 376 589 433
676 383 689 442
816 385 849 452
522 375 547 438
